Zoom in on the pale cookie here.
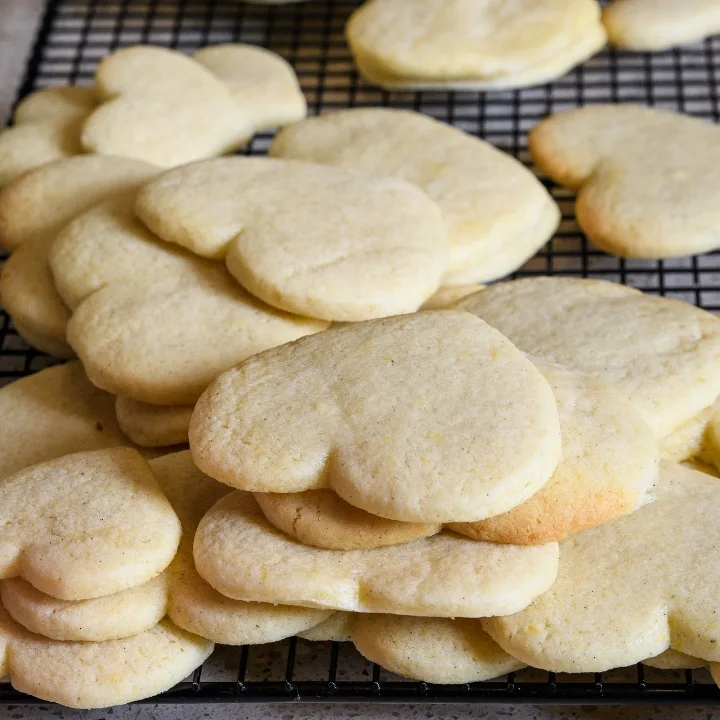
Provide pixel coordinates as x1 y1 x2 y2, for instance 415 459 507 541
346 0 605 90
254 490 441 550
67 262 328 405
0 151 157 251
351 615 524 684
82 46 253 167
115 396 193 448
603 0 720 51
0 87 96 187
0 574 168 644
50 192 197 310
643 649 706 671
484 462 720 672
529 105 720 258
0 447 180 600
353 24 606 91
0 233 73 357
421 285 485 310
194 492 559 616
1 451 330 644
190 312 562 523
194 44 306 130
0 361 129 478
270 108 559 284
0 603 212 709
298 612 353 642
135 157 448 321
269 360 657 546
450 361 659 544
457 278 720 440
659 404 715 462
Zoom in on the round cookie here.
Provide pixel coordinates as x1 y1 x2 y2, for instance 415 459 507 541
194 492 559 617
603 0 720 51
529 105 720 258
194 44 306 130
457 278 720 440
135 157 449 321
351 615 524 684
0 154 158 251
0 447 181 600
484 462 720 672
270 108 559 284
346 0 605 90
0 604 212 709
0 451 331 645
0 86 97 187
67 262 328 405
255 490 441 550
0 362 129 478
190 312 562 523
115 396 193 448
297 612 353 642
50 192 197 310
83 46 253 167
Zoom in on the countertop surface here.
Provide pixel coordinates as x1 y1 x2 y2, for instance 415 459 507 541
0 1 718 718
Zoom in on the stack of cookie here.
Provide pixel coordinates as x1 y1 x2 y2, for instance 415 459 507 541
2 277 720 704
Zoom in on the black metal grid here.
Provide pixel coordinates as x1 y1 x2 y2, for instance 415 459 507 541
2 0 720 706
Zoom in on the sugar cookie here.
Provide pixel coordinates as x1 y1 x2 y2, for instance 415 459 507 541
346 0 605 90
0 447 180 600
485 462 720 672
50 192 197 309
135 157 448 321
643 649 705 671
254 490 441 550
351 615 524 684
0 87 96 187
0 154 157 251
270 109 558 284
67 262 328 405
353 24 607 91
297 612 353 642
603 0 720 51
0 604 212 709
1 451 330 644
0 362 129 478
115 396 193 448
83 46 253 167
659 404 715 462
529 105 720 258
194 44 306 130
190 312 562 523
458 278 720 440
0 234 73 356
194 492 559 616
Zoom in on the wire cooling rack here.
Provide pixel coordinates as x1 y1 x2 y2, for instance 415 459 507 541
2 0 720 707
